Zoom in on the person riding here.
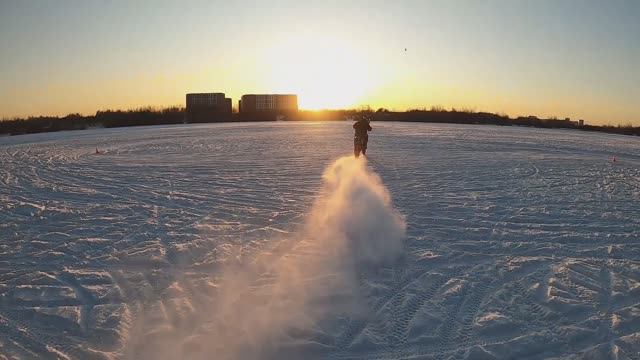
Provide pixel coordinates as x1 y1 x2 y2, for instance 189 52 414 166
353 114 372 157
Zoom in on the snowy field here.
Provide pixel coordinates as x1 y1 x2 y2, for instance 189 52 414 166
1 122 640 360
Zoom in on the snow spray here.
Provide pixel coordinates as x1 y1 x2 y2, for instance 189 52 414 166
129 156 405 360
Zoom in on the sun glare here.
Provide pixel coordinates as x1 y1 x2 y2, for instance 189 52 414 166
265 34 378 110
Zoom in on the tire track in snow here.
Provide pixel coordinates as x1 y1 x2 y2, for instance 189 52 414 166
57 272 97 334
430 275 482 359
331 265 463 358
343 263 554 360
389 267 464 349
0 311 75 359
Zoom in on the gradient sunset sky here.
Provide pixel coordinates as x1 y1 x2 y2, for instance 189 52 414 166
1 0 638 125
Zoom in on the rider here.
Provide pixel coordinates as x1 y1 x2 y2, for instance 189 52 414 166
353 114 372 157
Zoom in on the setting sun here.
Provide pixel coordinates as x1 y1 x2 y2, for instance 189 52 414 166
265 33 381 110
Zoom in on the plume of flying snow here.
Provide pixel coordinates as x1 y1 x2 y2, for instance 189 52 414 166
129 156 405 359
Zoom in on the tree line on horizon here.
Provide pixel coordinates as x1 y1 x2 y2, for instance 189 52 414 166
1 106 638 137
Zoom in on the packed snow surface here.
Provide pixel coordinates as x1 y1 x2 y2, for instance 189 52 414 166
1 122 640 359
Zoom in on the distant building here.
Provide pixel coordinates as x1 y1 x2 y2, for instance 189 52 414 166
186 93 232 122
239 94 298 120
579 119 585 126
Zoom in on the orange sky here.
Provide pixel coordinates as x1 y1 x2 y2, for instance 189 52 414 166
1 1 638 125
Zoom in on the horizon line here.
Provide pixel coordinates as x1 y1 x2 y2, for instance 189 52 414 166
1 104 606 126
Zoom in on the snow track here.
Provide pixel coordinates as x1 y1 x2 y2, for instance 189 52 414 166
1 122 640 359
